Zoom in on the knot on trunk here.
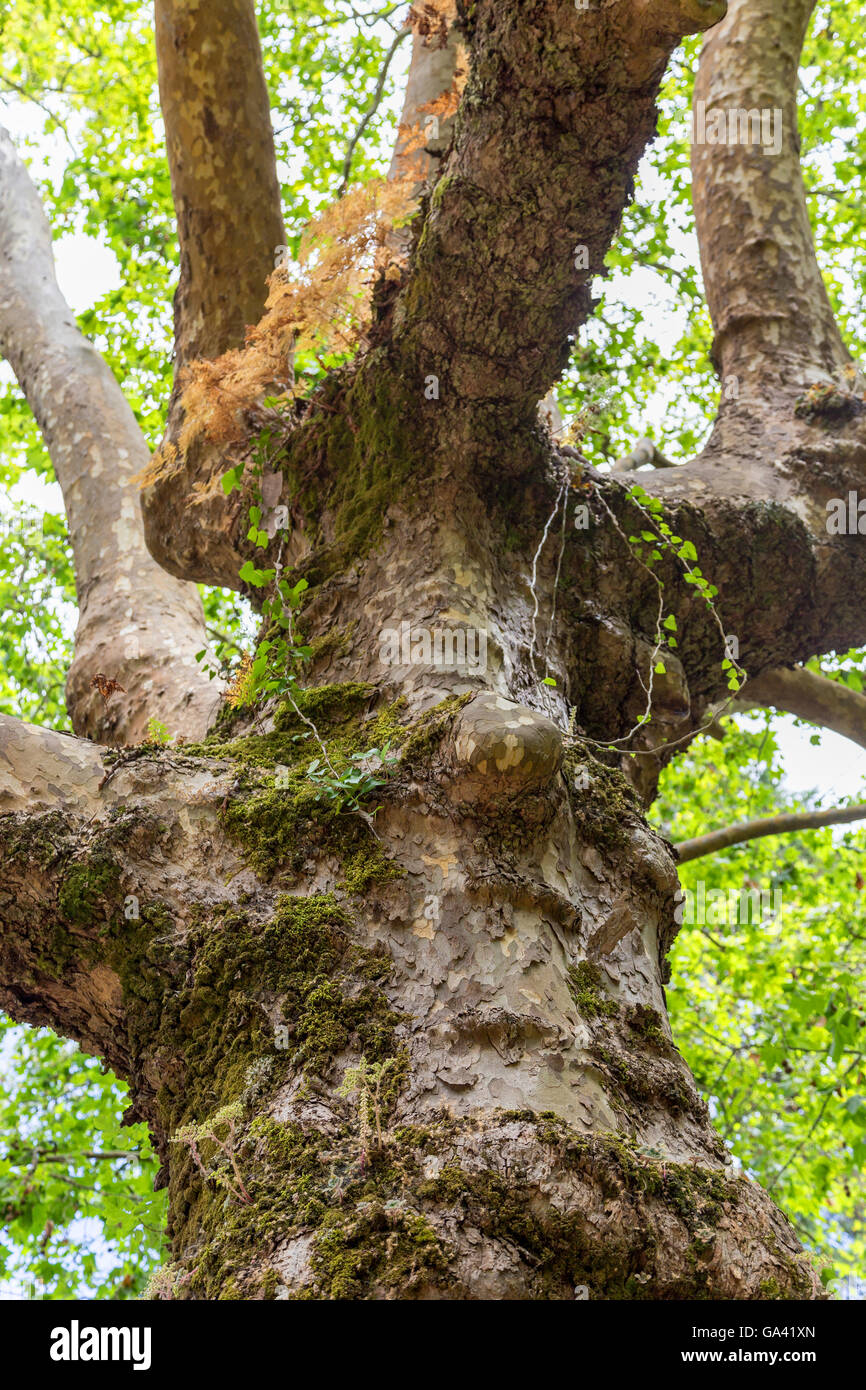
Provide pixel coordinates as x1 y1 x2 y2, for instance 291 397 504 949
445 693 563 806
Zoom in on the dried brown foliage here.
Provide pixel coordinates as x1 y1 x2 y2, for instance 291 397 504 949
224 651 254 710
90 673 125 702
136 10 467 486
172 175 418 450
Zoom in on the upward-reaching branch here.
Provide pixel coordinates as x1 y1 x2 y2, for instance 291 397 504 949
154 0 285 371
691 0 850 401
143 0 287 585
390 0 727 415
0 127 220 745
633 0 866 707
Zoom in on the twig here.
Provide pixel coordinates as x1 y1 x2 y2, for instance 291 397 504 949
337 28 409 197
675 802 866 864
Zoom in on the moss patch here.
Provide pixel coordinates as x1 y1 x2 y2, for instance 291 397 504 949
185 689 404 879
183 689 469 881
338 844 405 894
133 892 405 1133
565 747 642 854
1 808 164 983
273 682 379 735
568 961 617 1020
173 1108 754 1301
111 887 412 1289
57 854 121 926
278 358 427 587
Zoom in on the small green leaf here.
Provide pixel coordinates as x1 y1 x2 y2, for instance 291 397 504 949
238 560 275 587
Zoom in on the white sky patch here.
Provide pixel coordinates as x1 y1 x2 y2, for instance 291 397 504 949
756 713 866 805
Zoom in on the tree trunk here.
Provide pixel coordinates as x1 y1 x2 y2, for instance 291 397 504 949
0 426 821 1297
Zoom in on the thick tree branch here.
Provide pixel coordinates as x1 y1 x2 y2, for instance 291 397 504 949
741 665 866 752
154 0 285 370
692 0 850 401
675 802 866 864
0 127 221 744
0 711 239 1077
142 0 288 587
390 0 727 414
0 714 104 816
0 713 122 1061
619 0 866 750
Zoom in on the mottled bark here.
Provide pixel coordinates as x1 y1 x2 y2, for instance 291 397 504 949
137 0 730 593
143 0 287 588
692 0 849 399
390 0 727 415
0 700 819 1298
154 0 285 370
626 0 866 750
0 127 220 745
0 711 239 1112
